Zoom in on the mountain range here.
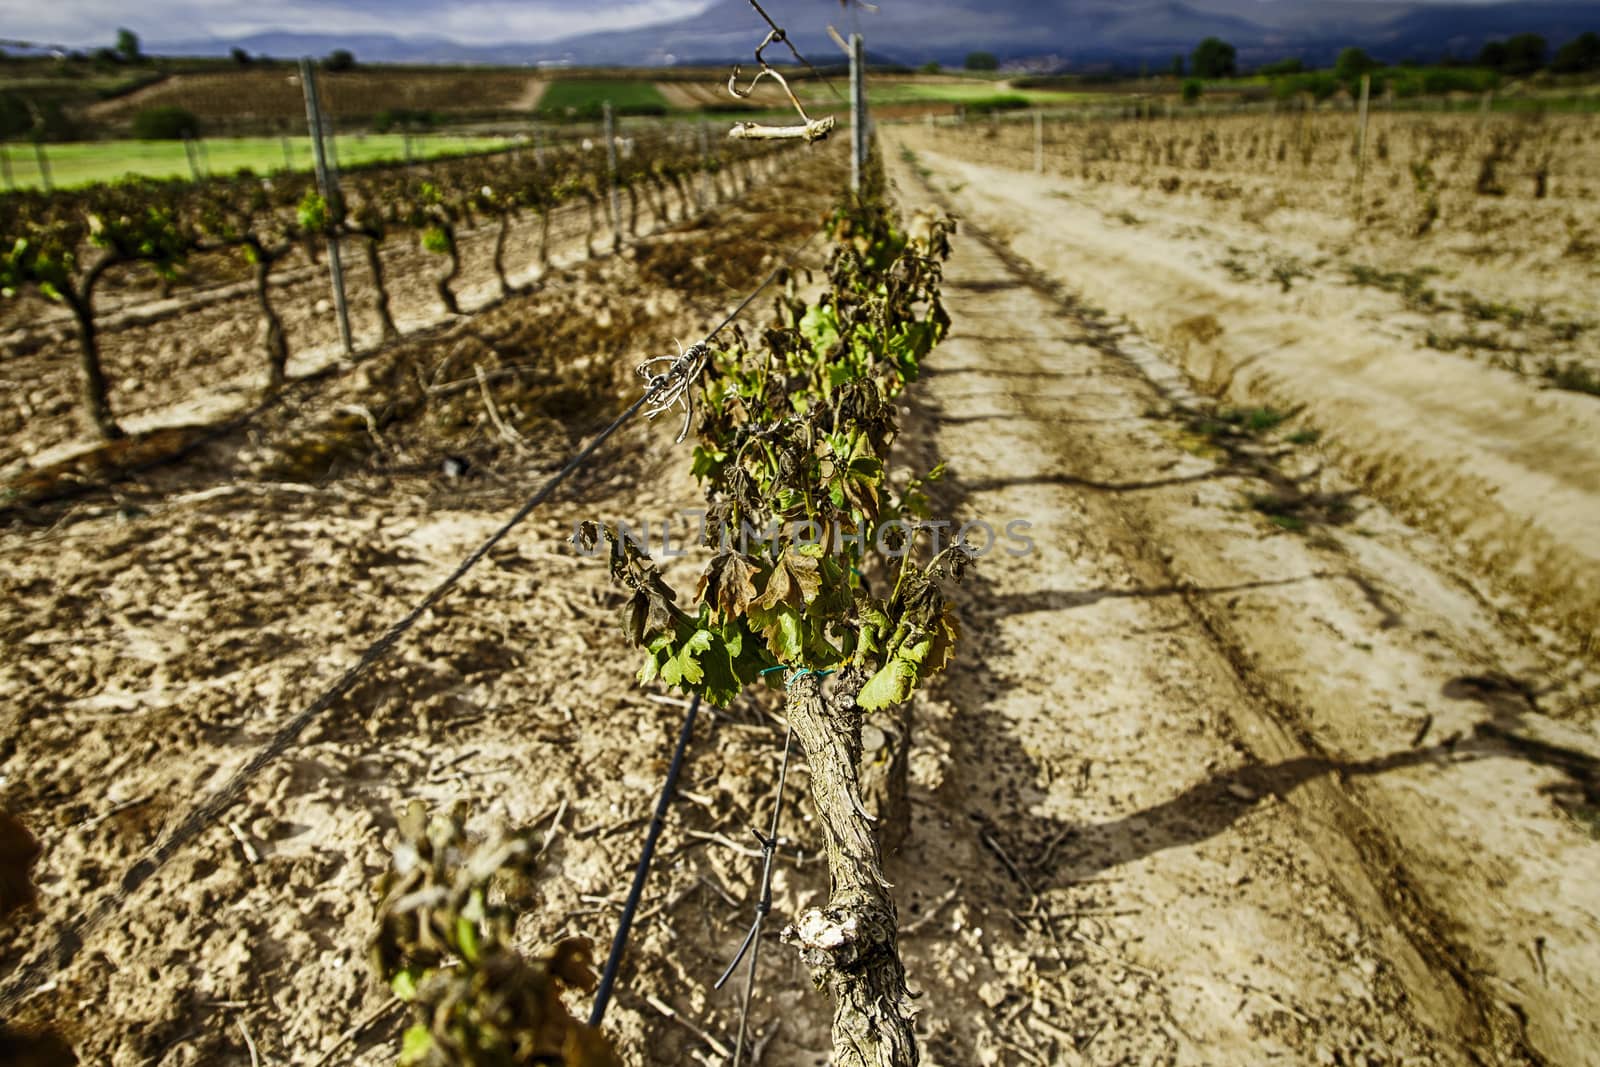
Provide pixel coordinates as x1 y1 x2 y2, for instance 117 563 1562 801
150 1 1600 70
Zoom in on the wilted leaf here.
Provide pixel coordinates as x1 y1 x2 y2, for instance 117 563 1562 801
550 938 599 992
697 552 761 622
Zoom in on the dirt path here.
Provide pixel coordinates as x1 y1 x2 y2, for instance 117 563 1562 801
881 151 1600 1064
889 131 1600 651
509 76 548 112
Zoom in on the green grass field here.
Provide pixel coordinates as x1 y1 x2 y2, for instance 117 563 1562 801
785 79 1097 112
879 83 1089 106
537 79 669 118
0 133 514 191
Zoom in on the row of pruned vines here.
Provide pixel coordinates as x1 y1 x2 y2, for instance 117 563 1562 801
0 131 783 442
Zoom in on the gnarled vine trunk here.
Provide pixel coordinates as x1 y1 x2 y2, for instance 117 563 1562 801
434 223 462 315
858 702 913 857
671 173 693 219
62 285 123 442
781 672 918 1067
624 183 640 238
584 194 599 259
643 176 668 225
250 248 290 391
361 236 399 341
492 212 513 298
537 207 552 271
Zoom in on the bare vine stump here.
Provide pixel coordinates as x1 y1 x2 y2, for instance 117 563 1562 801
492 213 513 298
361 238 400 340
434 225 462 315
625 184 641 238
537 210 552 270
781 673 918 1067
66 291 123 441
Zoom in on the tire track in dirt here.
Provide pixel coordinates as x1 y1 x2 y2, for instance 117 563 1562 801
873 155 1596 1063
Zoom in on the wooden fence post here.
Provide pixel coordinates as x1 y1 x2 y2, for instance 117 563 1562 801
183 134 202 181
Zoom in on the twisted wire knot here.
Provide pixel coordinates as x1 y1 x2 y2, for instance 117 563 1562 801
636 341 711 443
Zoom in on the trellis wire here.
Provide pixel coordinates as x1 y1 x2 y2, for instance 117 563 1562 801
713 725 795 1067
746 0 848 105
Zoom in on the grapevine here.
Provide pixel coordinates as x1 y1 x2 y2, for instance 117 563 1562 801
585 151 960 1066
372 802 621 1067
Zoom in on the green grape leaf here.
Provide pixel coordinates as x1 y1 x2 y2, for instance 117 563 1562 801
660 628 714 687
691 445 727 481
800 304 839 352
399 1024 434 1065
455 914 480 965
769 610 805 664
859 657 918 711
390 967 421 1002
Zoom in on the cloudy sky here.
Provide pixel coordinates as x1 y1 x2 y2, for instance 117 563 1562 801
0 0 718 47
0 0 1526 49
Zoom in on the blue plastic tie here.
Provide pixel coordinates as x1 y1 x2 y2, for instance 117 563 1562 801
761 665 836 689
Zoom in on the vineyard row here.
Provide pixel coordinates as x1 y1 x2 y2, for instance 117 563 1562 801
0 128 787 443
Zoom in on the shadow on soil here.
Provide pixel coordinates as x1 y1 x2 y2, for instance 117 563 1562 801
895 325 1600 952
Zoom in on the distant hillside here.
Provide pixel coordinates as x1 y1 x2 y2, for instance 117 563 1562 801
150 1 1600 69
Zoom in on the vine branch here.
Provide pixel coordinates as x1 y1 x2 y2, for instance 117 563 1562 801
726 24 837 143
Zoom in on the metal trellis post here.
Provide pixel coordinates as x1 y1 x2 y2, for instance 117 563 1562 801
698 121 712 209
604 101 623 251
299 57 354 358
850 33 867 194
